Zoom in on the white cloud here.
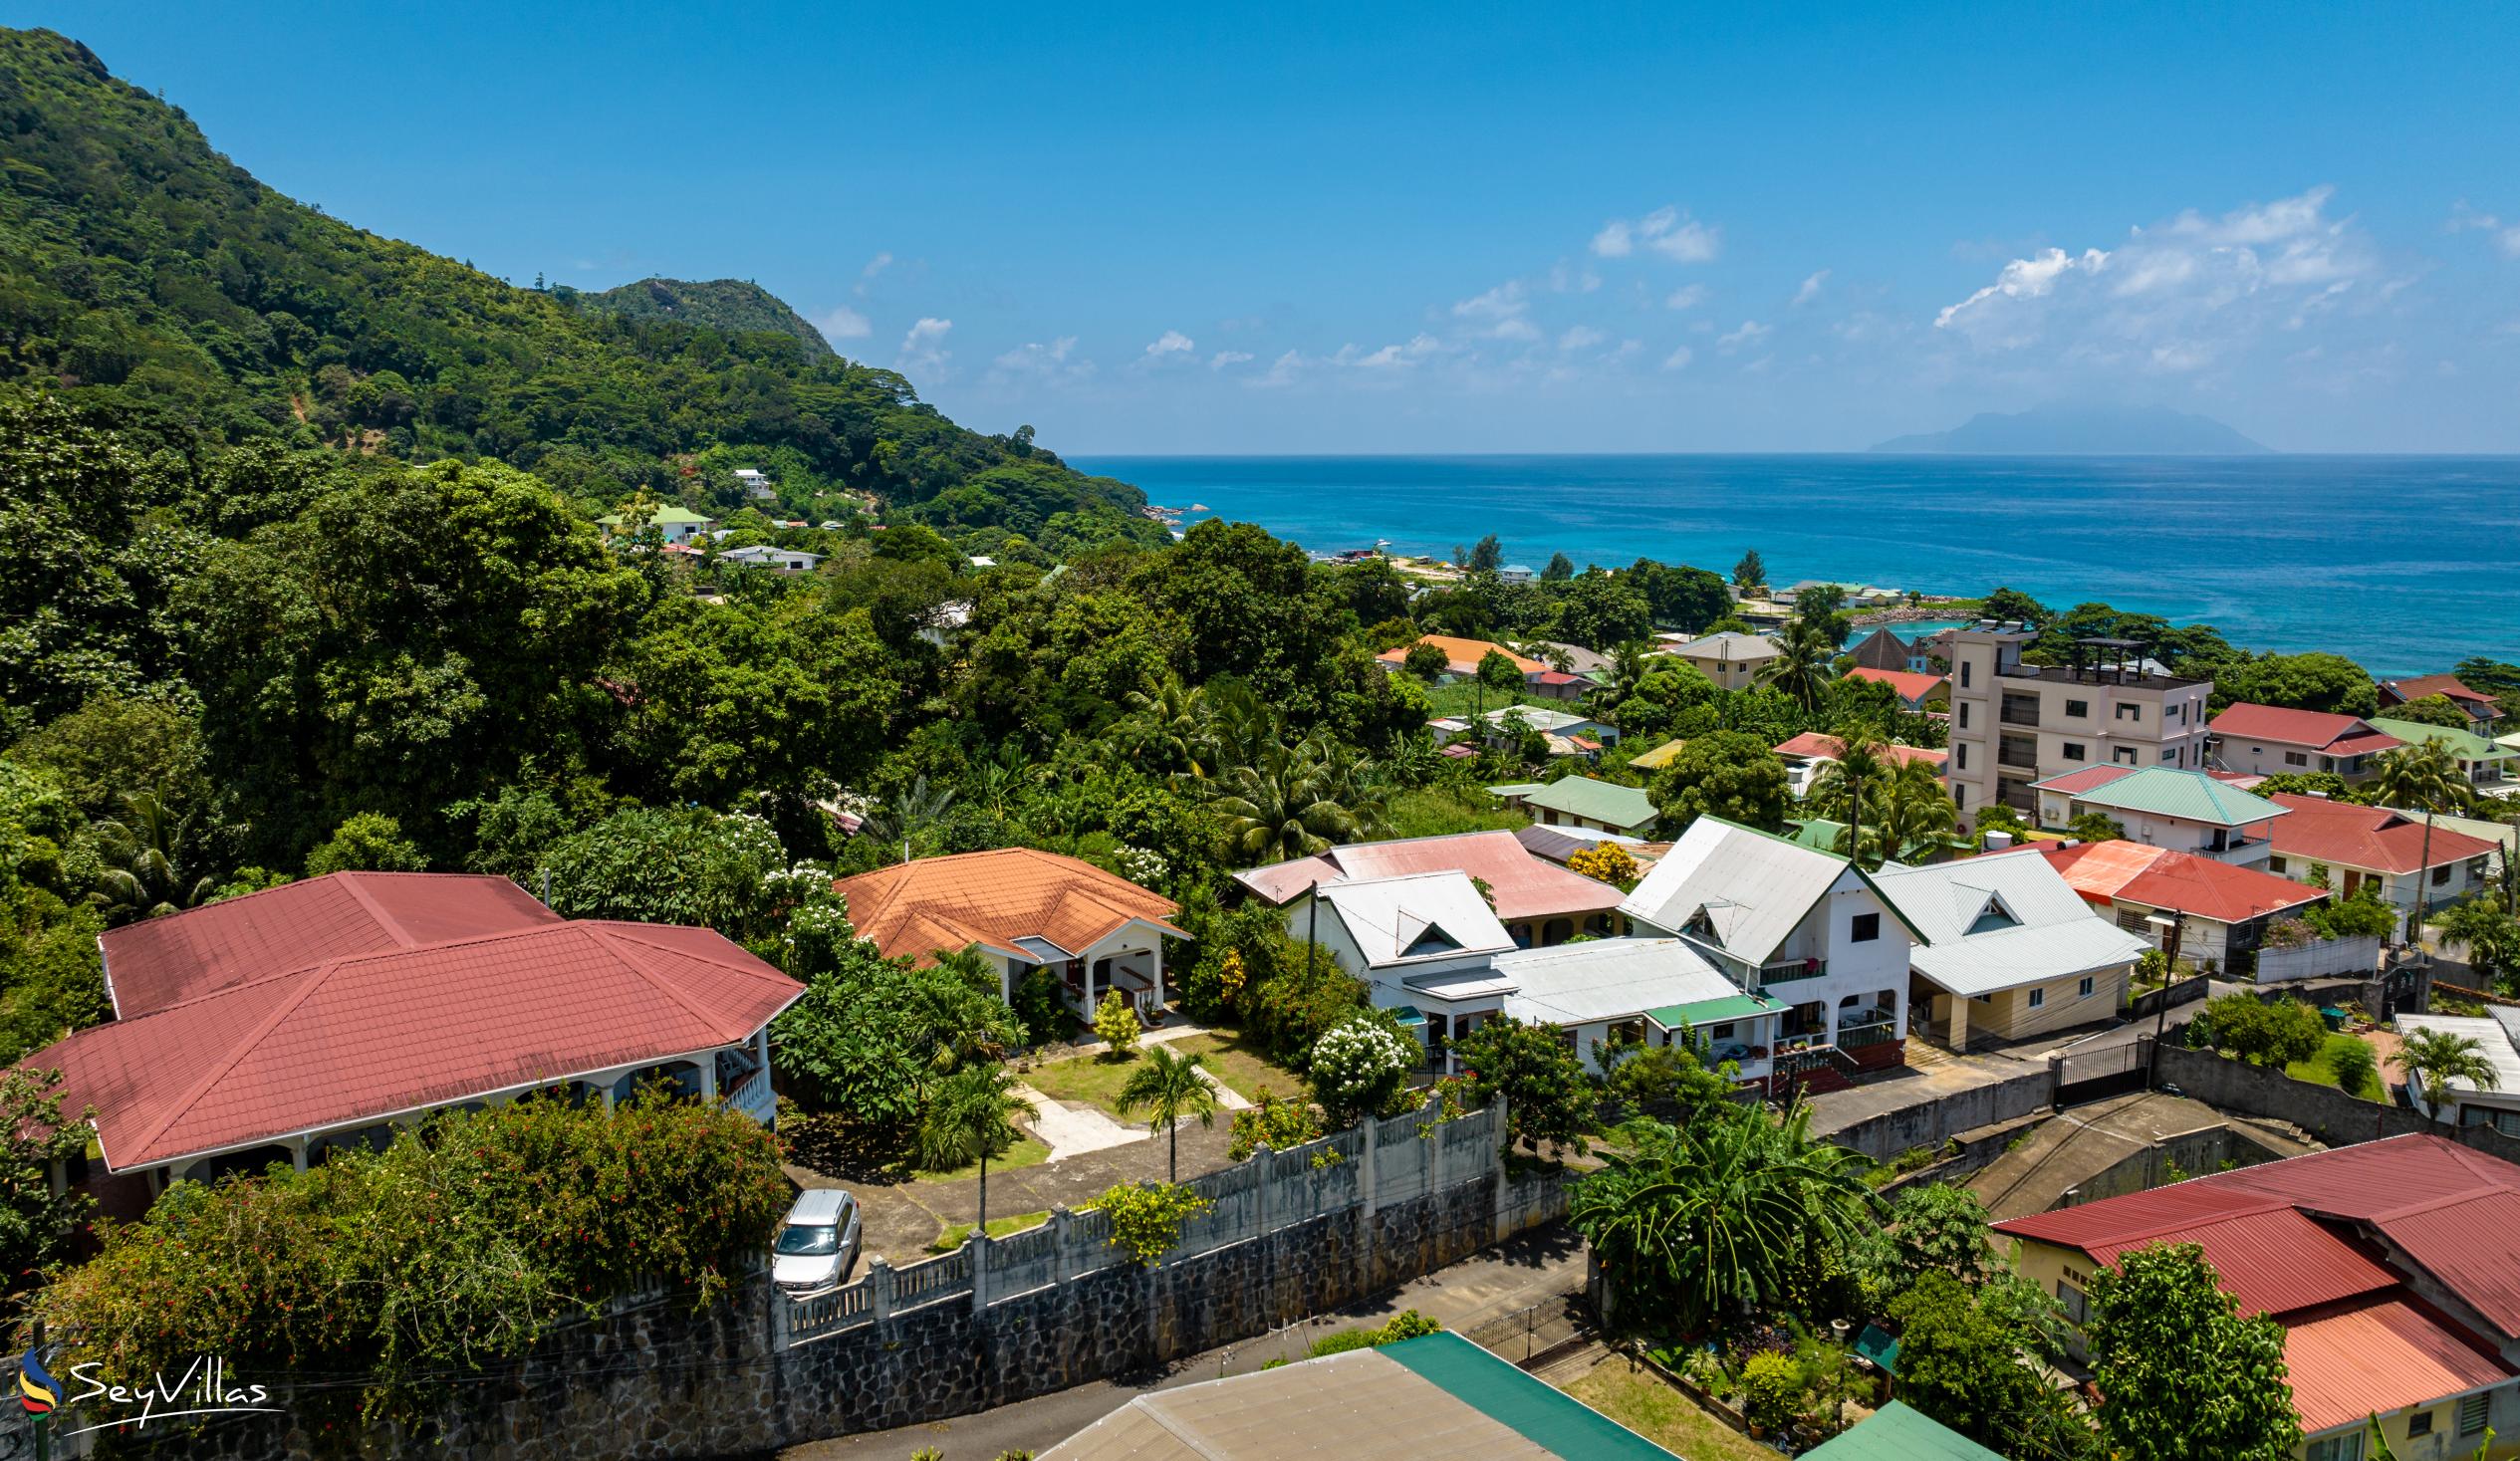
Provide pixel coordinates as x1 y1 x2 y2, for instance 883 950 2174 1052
1143 330 1195 359
1548 262 1604 293
1558 325 1608 351
1452 281 1543 341
1593 205 1720 263
2449 201 2520 258
818 305 872 340
1209 350 1254 368
1664 284 1708 311
1661 346 1694 371
855 252 894 296
1932 186 2384 371
1717 320 1771 350
987 335 1093 385
1792 270 1830 307
1486 317 1542 343
897 316 952 373
1340 334 1443 369
1257 350 1305 388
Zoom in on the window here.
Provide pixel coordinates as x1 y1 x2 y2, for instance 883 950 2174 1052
2461 1392 2489 1436
2435 863 2453 886
1960 660 1972 688
2307 1433 2365 1461
2406 1411 2433 1438
1710 1023 1735 1040
2057 1279 2087 1324
1955 785 1969 808
2116 703 2142 722
2027 987 2046 1009
2062 743 2087 761
1958 702 1971 729
2284 750 2310 767
2114 747 2139 765
1956 743 1969 770
1851 912 1882 943
2079 975 2095 999
2270 855 2290 874
2160 749 2177 763
2065 698 2089 718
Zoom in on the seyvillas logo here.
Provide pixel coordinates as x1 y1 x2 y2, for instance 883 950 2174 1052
17 1346 58 1414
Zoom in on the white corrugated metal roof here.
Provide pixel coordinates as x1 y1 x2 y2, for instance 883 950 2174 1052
1317 871 1514 969
2398 1014 2520 1099
1492 937 1739 1027
1618 818 1849 962
1875 854 2147 996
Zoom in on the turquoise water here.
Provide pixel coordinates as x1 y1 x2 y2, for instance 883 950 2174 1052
1075 455 2520 676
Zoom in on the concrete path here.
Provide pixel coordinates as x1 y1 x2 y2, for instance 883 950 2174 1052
1194 1065 1253 1111
1013 1083 1143 1162
777 1225 1587 1460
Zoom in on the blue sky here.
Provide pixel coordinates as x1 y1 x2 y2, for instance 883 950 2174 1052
20 2 2520 452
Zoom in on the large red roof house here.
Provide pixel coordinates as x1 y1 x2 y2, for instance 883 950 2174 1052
29 871 804 1195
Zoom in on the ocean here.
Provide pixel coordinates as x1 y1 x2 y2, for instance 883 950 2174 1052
1071 455 2520 678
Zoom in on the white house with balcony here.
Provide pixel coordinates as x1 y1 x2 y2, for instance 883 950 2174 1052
2029 765 2288 867
1618 817 1924 1085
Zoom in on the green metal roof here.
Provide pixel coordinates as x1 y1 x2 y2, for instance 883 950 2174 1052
1521 776 1658 832
2055 766 2286 828
1646 992 1781 1028
597 504 715 527
1488 782 1551 799
2370 718 2515 762
1378 1333 1681 1460
1786 817 1848 852
1854 1321 1900 1373
1801 1402 2004 1461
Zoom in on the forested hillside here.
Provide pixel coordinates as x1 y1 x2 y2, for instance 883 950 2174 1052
575 277 835 359
0 27 1151 538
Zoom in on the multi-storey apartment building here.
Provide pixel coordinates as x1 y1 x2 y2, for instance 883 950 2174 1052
1942 627 2213 827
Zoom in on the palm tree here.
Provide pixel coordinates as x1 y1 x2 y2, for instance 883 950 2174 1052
1121 677 1212 777
1571 1098 1878 1335
88 791 214 924
1756 614 1835 713
2369 740 2470 940
1878 756 1959 862
1115 1044 1221 1181
916 1064 1037 1232
1210 737 1364 861
873 776 956 863
1587 640 1654 723
2392 1027 2499 1126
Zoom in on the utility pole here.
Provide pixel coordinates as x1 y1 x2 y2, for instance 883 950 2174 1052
2146 907 2187 1090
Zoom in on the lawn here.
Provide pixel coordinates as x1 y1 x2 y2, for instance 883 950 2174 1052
1563 1359 1787 1461
2284 1033 2386 1101
928 1209 1051 1253
907 1135 1051 1181
1024 1032 1309 1117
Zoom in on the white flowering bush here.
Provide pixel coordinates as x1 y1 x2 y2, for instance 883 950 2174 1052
1113 845 1168 889
1308 1016 1417 1126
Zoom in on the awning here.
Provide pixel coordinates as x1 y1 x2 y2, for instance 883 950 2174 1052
1647 993 1781 1028
1387 1005 1428 1028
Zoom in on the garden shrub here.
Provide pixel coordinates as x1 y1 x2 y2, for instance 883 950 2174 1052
2327 1037 2379 1096
1306 1015 1417 1126
1012 964 1071 1046
1093 1180 1212 1266
1094 989 1141 1055
1228 1087 1332 1161
1304 1309 1442 1356
1741 1349 1802 1432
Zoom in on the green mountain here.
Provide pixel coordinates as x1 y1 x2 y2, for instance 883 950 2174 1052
576 278 834 360
0 28 1153 540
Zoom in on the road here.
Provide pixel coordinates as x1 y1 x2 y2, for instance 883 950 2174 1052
774 1225 1587 1460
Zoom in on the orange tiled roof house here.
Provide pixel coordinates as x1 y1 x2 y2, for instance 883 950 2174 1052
834 849 1188 1024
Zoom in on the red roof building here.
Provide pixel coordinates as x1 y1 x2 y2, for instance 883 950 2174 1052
1770 732 1948 770
1996 1136 2520 1451
2381 675 2503 732
2267 793 2498 885
1234 830 1627 947
1843 666 1949 709
36 874 802 1185
2037 841 2328 972
2209 702 2403 781
835 849 1186 1020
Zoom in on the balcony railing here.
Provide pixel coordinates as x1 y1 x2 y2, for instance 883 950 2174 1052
1996 747 2041 771
1757 957 1827 984
1998 699 2043 728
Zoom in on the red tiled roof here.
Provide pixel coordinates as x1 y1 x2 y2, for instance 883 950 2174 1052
2040 842 2328 925
1535 670 1584 686
836 849 1184 963
38 918 803 1172
2268 795 2499 874
1373 635 1546 675
99 872 561 1018
1234 831 1623 922
1844 667 1947 703
1770 733 1947 769
2028 764 2137 795
2209 702 2400 754
2282 1299 2512 1433
2384 675 2496 709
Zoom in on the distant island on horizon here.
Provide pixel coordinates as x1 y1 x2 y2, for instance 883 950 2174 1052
1870 402 2271 455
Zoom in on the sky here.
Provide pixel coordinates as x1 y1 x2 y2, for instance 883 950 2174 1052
17 2 2520 453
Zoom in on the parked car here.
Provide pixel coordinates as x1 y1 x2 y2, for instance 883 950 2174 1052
773 1188 863 1296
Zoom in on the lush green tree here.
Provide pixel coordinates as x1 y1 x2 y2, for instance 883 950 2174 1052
1757 614 1837 710
2211 652 2378 716
1210 737 1372 861
1243 942 1369 1064
2251 770 2351 800
1627 560 1732 633
302 812 428 876
1890 1273 2068 1450
1468 535 1505 574
2087 1242 2302 1461
2439 899 2520 984
2326 1035 2380 1096
1979 587 2048 626
1476 648 1525 689
917 1063 1037 1229
1541 552 1576 583
537 806 792 943
6 695 211 828
2304 880 2397 940
1554 570 1654 650
2188 992 2325 1069
1404 641 1449 680
1450 1015 1595 1157
0 764 110 1061
86 791 215 924
1885 1182 1998 1288
0 1065 96 1296
1650 731 1790 833
2394 1026 2500 1125
1610 665 1719 739
1731 550 1766 593
773 932 1022 1129
2067 811 2128 843
2384 695 2476 731
1116 1044 1221 1182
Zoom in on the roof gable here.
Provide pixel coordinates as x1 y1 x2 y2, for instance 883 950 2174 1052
1317 871 1515 967
836 849 1183 964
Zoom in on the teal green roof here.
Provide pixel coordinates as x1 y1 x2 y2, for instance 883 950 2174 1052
1786 817 1848 852
2042 765 2286 828
2370 718 2515 762
1854 1321 1900 1373
1802 1402 2004 1461
1488 782 1550 799
597 504 714 527
1646 992 1781 1028
1521 776 1658 832
1378 1333 1680 1459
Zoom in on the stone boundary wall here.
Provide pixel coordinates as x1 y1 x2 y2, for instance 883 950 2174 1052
2052 1119 2298 1209
2150 1040 2520 1164
1815 1066 2059 1162
79 1102 1563 1461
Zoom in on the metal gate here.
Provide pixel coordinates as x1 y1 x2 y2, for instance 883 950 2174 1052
2053 1041 2147 1107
